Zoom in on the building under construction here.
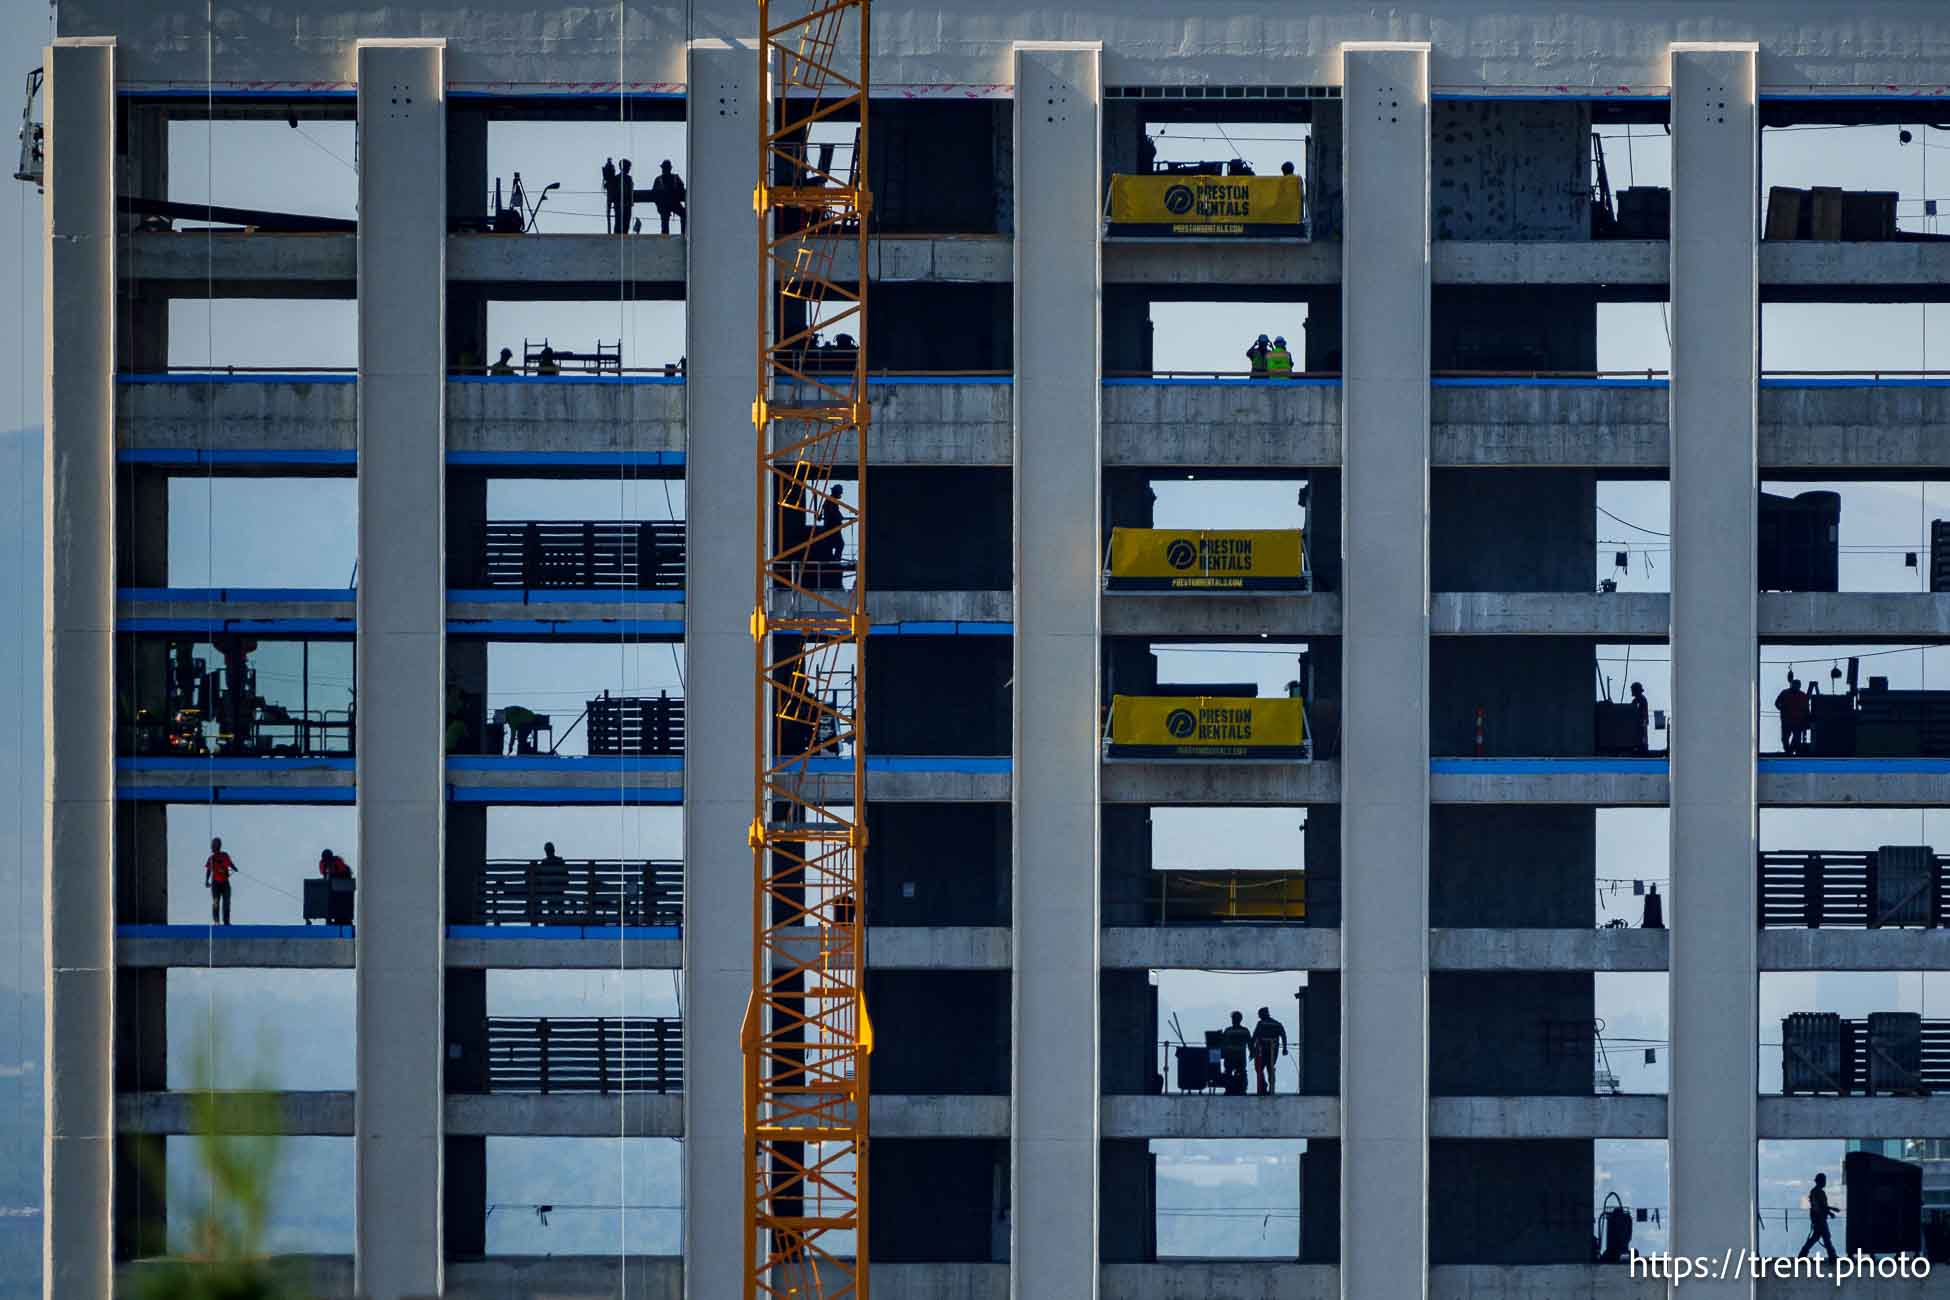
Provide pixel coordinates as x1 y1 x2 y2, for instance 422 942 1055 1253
36 1 1950 1297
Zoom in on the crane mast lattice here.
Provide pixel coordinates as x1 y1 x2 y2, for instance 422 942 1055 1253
745 0 873 1296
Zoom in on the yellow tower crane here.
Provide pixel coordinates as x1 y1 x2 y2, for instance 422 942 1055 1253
745 1 872 1296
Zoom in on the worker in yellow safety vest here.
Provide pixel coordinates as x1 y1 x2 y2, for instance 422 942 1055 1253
1267 336 1294 377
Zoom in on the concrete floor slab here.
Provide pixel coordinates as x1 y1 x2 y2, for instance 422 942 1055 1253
1758 1095 1950 1139
870 1094 1011 1139
1759 928 1950 971
1429 1094 1668 1139
1100 1262 1339 1300
1430 928 1668 972
1101 926 1340 971
1100 1093 1339 1140
443 1092 682 1138
1432 592 1667 637
1102 591 1342 639
1101 760 1340 805
1429 1264 1663 1300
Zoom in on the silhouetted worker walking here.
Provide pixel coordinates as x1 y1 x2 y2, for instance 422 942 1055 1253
602 157 620 234
648 159 687 235
1218 1010 1253 1095
1798 1172 1839 1261
1630 681 1650 754
1776 672 1810 754
1251 1006 1289 1095
204 836 235 925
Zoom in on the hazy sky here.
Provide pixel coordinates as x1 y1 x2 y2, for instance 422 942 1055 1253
11 2 1950 1259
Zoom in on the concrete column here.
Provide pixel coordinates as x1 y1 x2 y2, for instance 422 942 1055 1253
682 40 758 1300
1668 44 1760 1296
1010 42 1102 1300
1338 43 1430 1300
354 40 447 1300
42 36 117 1299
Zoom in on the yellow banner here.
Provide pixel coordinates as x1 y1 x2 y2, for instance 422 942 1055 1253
1109 695 1307 756
1107 528 1305 590
1107 173 1304 233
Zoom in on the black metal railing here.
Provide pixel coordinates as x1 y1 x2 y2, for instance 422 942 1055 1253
586 691 686 757
1760 849 1948 929
486 1016 684 1094
1781 1013 1950 1096
476 859 682 927
481 521 684 590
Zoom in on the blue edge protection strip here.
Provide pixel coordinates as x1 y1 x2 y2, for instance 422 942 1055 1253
111 757 1950 802
116 923 682 942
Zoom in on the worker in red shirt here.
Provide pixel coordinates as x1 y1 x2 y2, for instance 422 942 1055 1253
203 837 235 926
318 848 352 879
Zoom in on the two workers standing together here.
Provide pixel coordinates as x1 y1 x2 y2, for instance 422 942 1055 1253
602 157 687 236
1246 333 1295 378
1214 1006 1290 1095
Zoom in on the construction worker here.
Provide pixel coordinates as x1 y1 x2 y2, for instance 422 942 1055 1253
1218 1010 1253 1095
488 347 515 376
204 836 236 926
1629 682 1650 755
814 485 846 588
1775 672 1810 754
503 704 543 754
1798 1172 1840 1261
535 345 560 376
318 848 352 880
1247 334 1271 378
1251 1006 1289 1095
1267 335 1295 378
647 160 687 236
533 841 570 922
616 159 636 235
602 157 620 234
1281 160 1296 176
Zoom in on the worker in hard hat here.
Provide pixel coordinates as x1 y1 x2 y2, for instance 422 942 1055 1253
647 160 687 236
204 836 236 926
1267 336 1295 378
1251 1006 1289 1095
1246 334 1271 379
1629 682 1651 755
1218 1010 1254 1095
488 347 515 376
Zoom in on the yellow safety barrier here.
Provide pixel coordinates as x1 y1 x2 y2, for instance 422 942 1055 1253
1155 870 1307 922
1107 694 1308 759
1106 527 1306 591
1106 172 1304 235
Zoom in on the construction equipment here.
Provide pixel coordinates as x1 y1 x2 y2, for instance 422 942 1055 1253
1758 490 1840 592
747 1 873 1295
13 67 40 187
